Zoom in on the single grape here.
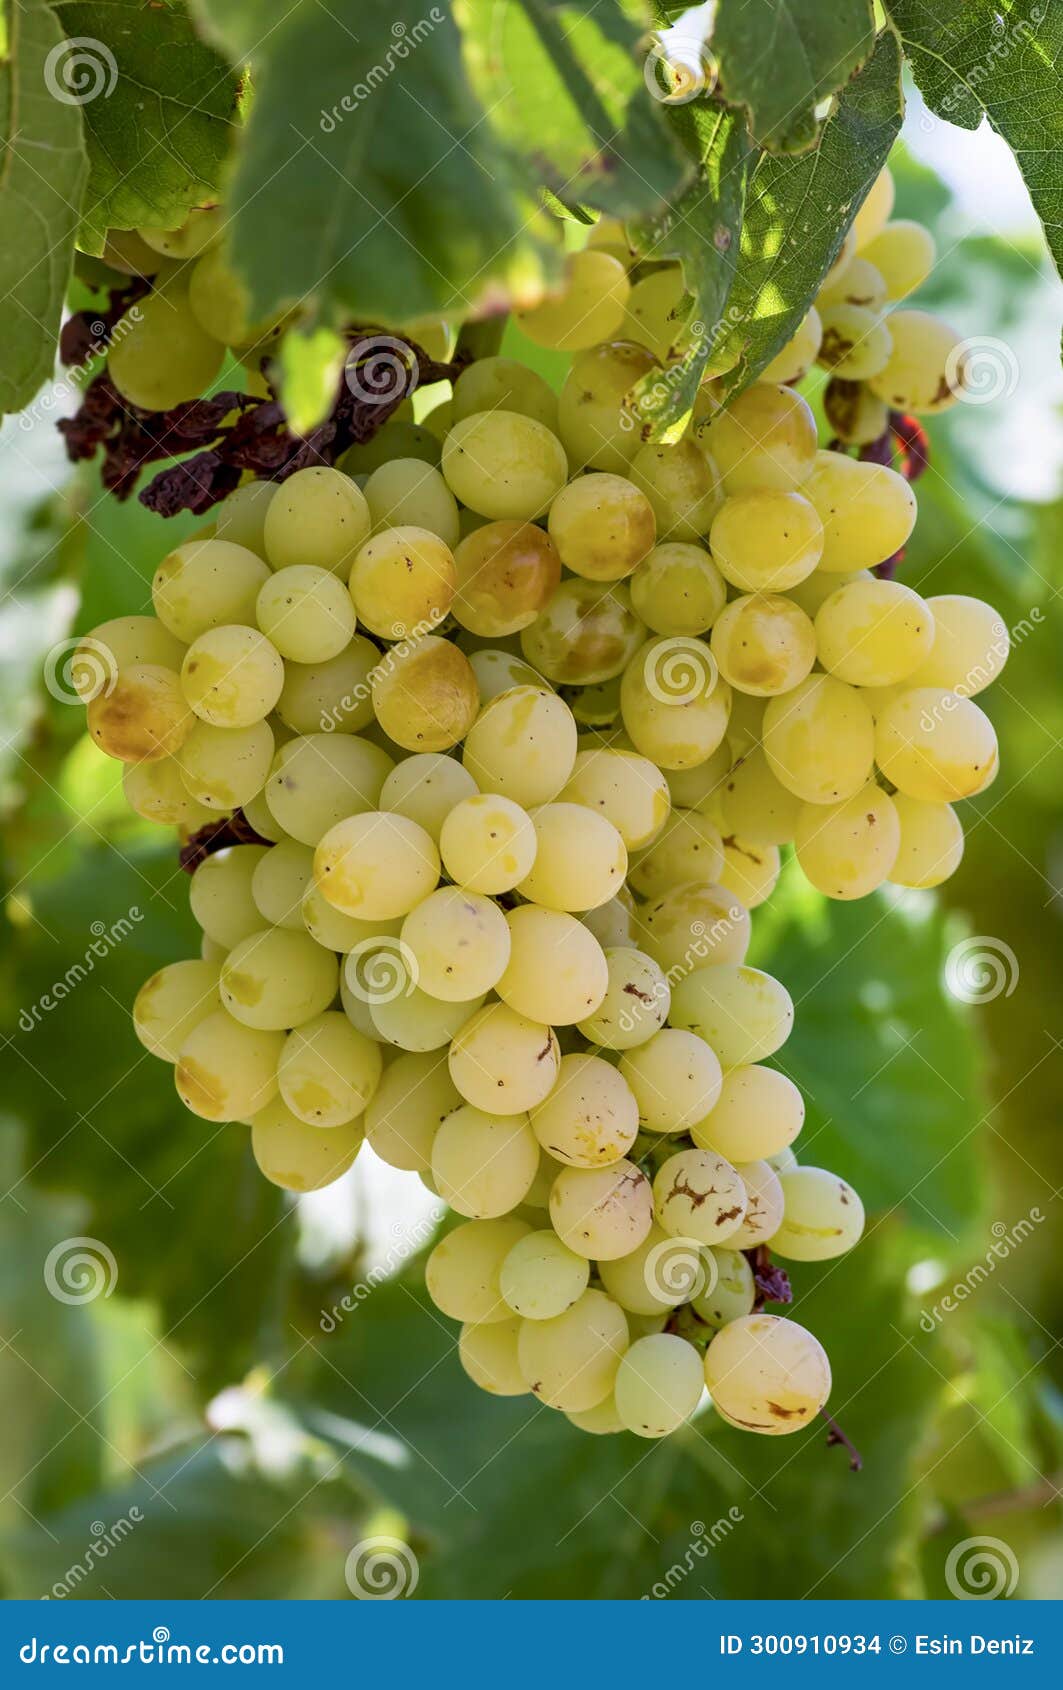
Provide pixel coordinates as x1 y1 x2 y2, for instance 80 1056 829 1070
250 1098 364 1192
517 250 630 350
87 664 193 763
517 803 627 912
560 747 671 851
431 1103 540 1218
669 964 794 1068
177 718 274 811
498 904 608 1026
520 578 646 685
860 219 936 300
516 1287 630 1411
627 808 725 898
265 734 393 845
379 752 478 842
874 688 998 801
771 1166 866 1260
716 750 801 846
459 1318 528 1396
794 782 901 899
500 1230 590 1320
699 383 817 494
802 451 917 572
762 674 875 804
153 539 270 644
175 1010 283 1122
709 490 824 593
692 1247 756 1329
274 637 378 736
215 480 275 556
906 594 1009 695
123 757 213 828
547 473 656 582
629 541 727 637
451 356 558 431
133 959 221 1063
549 1161 654 1261
652 1147 746 1246
614 1333 704 1438
889 794 964 888
638 881 751 977
760 308 823 384
576 945 669 1050
718 834 781 910
704 1314 831 1434
220 927 338 1030
621 636 732 771
278 1011 382 1127
401 887 512 1003
426 1217 533 1323
619 1028 722 1133
439 793 537 894
255 566 356 664
442 410 568 520
363 458 460 547
189 844 270 949
251 838 315 929
108 283 224 411
529 1052 639 1168
630 438 721 541
181 626 284 728
370 635 480 753
558 340 658 473
462 685 577 805
853 166 895 247
816 302 892 380
263 466 371 575
315 811 440 920
867 309 968 414
364 1049 461 1173
727 1159 785 1248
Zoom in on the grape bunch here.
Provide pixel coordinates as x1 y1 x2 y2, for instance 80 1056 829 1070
67 159 1005 1440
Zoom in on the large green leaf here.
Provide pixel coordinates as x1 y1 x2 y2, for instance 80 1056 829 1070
717 25 903 394
51 0 240 249
713 0 876 154
886 0 1063 281
0 0 88 412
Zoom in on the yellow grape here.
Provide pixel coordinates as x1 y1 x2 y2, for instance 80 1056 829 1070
794 782 901 899
710 593 817 695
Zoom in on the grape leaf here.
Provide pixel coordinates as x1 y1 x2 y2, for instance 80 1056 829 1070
716 24 903 395
0 0 88 413
885 0 1063 280
712 0 876 154
49 0 241 251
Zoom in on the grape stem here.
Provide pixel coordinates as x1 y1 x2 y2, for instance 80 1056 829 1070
820 1408 863 1472
178 808 272 875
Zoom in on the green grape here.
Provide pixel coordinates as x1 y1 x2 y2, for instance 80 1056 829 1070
188 247 272 345
498 905 608 1026
816 303 892 380
767 1145 799 1175
181 626 284 728
549 1161 654 1261
365 1050 462 1174
669 964 794 1068
787 567 872 620
175 1009 282 1122
629 439 721 541
557 340 658 474
462 685 578 805
582 895 635 949
250 1098 364 1192
263 466 371 575
79 615 186 684
255 566 356 664
867 310 968 415
350 525 456 638
439 793 537 893
853 166 895 247
772 1167 865 1261
712 593 817 698
691 1064 804 1162
108 284 224 411
500 1230 590 1320
138 207 221 259
664 741 731 812
726 690 768 759
794 781 900 899
762 675 875 804
517 803 627 912
621 266 687 360
449 1002 560 1113
177 718 274 811
875 687 998 801
860 219 936 300
619 1028 722 1133
716 750 802 846
220 927 339 1030
719 834 781 910
597 1224 706 1316
379 752 478 842
638 881 751 977
87 664 193 763
251 839 315 930
627 808 724 898
265 734 393 845
577 945 669 1050
907 594 1009 695
614 1333 703 1439
520 579 646 685
315 811 440 920
274 637 378 735
400 887 512 1002
692 1247 756 1330
699 383 817 494
586 216 633 263
560 747 671 851
468 648 552 702
123 757 213 828
760 307 823 384
529 1052 639 1168
889 794 964 888
431 1104 540 1219
818 257 888 314
189 844 270 949
370 984 485 1053
363 458 460 547
452 520 561 636
426 1217 533 1324
520 1150 568 1212
459 1318 528 1396
547 473 656 582
451 356 558 432
133 959 221 1062
277 1011 382 1127
370 635 479 754
709 491 823 593
242 784 288 843
215 479 276 556
517 1287 630 1411
728 1159 785 1248
442 410 568 520
620 636 731 770
822 378 890 447
629 541 727 637
517 250 630 350
304 889 398 953
653 1147 746 1245
704 1314 832 1435
803 451 917 572
814 577 935 687
565 1395 626 1434
340 419 442 476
